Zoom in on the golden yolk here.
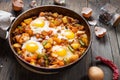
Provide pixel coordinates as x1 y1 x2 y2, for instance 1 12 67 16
56 48 67 57
64 30 75 39
32 20 45 28
26 42 38 52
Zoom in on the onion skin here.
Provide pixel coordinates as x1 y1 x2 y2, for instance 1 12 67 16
88 66 104 80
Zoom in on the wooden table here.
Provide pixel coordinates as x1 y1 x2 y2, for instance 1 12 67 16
0 0 120 80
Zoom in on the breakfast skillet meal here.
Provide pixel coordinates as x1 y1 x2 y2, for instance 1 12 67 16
12 12 89 68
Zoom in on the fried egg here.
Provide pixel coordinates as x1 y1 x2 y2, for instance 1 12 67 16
22 40 43 54
56 29 75 42
52 45 73 60
30 17 50 34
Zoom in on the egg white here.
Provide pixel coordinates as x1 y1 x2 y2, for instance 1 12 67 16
52 45 73 60
30 17 50 34
22 40 43 54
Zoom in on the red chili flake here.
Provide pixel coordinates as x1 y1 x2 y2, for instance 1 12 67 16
96 56 119 80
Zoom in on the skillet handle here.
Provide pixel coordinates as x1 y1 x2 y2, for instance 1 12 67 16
0 17 15 40
0 29 9 39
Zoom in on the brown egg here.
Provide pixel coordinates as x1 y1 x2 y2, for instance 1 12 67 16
88 66 104 80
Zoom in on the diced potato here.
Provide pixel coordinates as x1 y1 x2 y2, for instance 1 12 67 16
79 25 85 30
24 18 32 25
30 61 35 65
47 30 53 35
69 54 79 62
49 64 59 68
49 22 55 27
52 12 58 18
44 42 52 49
41 31 48 36
39 12 45 16
81 34 88 46
48 38 53 44
74 24 81 27
52 37 61 44
71 42 80 49
54 19 62 26
58 61 64 66
30 59 36 65
71 27 78 33
13 43 21 48
21 22 26 27
62 16 68 23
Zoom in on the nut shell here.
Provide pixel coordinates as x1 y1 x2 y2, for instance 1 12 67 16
12 0 24 11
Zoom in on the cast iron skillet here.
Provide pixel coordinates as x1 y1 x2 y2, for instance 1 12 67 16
8 5 92 74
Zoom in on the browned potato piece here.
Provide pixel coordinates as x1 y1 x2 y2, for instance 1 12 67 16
19 33 30 44
62 16 68 23
49 22 55 27
52 37 61 44
71 42 80 50
44 42 52 49
54 19 62 26
52 12 58 18
24 18 32 25
39 12 46 16
69 54 79 62
21 22 26 27
81 34 88 46
13 43 21 48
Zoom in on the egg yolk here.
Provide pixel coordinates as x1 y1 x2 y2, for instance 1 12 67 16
56 48 67 57
32 20 45 28
64 30 75 39
26 42 39 52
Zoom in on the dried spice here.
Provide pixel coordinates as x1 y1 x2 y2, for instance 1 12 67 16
96 56 119 80
99 3 120 27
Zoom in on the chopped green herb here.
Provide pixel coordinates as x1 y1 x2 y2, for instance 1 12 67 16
43 55 49 67
79 39 85 46
42 40 48 46
68 45 74 52
37 54 42 59
63 58 70 65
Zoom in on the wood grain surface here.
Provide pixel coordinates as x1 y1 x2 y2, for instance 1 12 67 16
0 0 120 80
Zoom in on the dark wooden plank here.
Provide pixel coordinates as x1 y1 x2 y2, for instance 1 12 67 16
88 0 116 80
62 0 92 80
0 0 12 11
109 1 120 79
42 0 53 5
